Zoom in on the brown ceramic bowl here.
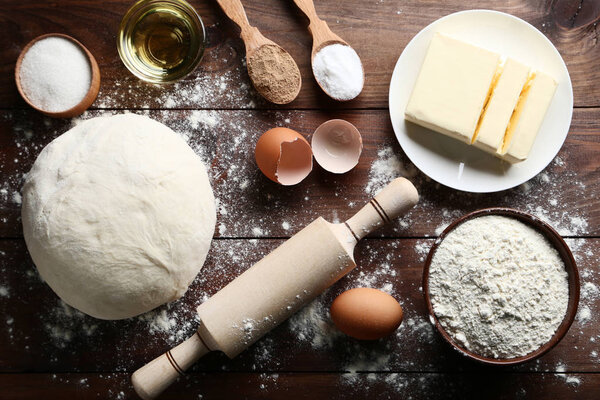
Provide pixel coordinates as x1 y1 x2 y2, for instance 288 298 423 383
422 207 580 365
15 33 101 118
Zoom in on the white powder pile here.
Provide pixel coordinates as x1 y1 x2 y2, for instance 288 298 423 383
429 215 569 358
312 44 364 101
19 37 92 112
95 69 258 109
288 293 343 349
44 301 99 348
365 147 414 195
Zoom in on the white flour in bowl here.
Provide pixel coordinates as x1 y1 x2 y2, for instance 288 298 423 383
428 215 569 359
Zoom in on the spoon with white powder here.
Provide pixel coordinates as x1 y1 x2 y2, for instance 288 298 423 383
292 0 364 101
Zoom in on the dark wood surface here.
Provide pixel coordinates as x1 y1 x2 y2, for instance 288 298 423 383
1 0 599 399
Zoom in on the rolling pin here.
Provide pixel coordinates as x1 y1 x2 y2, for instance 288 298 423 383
132 178 419 399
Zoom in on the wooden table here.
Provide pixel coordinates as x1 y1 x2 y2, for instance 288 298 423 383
1 0 599 398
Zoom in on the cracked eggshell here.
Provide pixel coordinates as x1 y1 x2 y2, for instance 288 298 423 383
255 127 313 185
311 119 362 174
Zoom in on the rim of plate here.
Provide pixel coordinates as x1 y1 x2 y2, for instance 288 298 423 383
388 9 573 193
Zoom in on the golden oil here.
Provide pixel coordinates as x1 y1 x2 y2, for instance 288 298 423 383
118 0 205 83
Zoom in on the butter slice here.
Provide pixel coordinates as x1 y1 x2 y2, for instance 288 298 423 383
472 58 530 154
498 72 557 163
405 33 501 143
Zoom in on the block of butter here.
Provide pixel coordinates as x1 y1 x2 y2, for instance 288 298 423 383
405 33 501 144
472 58 531 154
498 71 558 163
404 33 558 163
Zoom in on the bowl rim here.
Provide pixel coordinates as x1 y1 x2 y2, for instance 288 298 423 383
422 207 580 365
14 33 101 118
116 0 206 84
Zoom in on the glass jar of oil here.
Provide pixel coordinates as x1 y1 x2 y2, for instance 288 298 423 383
117 0 205 83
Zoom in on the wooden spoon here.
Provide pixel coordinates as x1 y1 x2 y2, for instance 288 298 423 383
215 0 301 104
292 0 364 101
15 33 101 118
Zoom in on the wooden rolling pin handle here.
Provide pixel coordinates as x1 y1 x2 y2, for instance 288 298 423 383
131 332 209 400
345 177 418 241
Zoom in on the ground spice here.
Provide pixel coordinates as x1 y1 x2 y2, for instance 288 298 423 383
247 44 301 104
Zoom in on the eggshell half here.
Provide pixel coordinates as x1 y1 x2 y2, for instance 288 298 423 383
255 127 313 185
330 287 403 340
311 119 362 174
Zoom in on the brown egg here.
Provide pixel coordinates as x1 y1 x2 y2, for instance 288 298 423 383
254 127 313 185
330 287 403 340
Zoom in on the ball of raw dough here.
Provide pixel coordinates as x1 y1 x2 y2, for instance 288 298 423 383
22 114 216 320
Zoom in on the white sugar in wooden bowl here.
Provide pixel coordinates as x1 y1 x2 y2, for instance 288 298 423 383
15 33 100 118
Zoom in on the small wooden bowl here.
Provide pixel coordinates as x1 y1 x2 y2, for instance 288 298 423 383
422 207 580 365
15 33 101 118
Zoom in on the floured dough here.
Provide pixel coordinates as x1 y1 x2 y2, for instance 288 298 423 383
22 114 216 320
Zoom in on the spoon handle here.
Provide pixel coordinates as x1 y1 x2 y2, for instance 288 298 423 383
292 0 320 20
215 0 263 49
292 0 327 31
292 0 344 51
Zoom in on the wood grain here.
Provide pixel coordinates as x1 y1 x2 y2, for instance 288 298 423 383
1 238 598 374
1 372 599 400
0 0 599 109
1 0 599 398
1 109 598 239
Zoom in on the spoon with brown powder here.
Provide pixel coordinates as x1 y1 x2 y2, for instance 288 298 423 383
216 0 302 104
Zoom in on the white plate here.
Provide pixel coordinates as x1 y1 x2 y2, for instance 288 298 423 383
388 10 573 193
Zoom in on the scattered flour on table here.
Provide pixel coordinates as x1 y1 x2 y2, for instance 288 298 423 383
555 363 582 386
0 182 23 207
365 147 415 196
582 281 599 300
409 156 593 239
188 110 220 130
432 208 465 237
569 240 600 350
577 306 592 324
288 293 342 349
44 301 99 348
95 65 261 109
429 215 569 359
286 241 437 393
11 191 21 205
434 223 448 236
515 162 590 236
138 309 177 334
565 376 582 386
414 240 431 262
